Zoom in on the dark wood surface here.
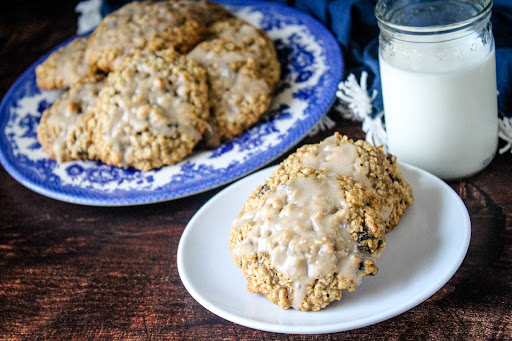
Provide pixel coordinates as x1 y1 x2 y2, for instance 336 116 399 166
1 2 511 340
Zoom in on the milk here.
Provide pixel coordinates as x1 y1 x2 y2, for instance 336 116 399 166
379 47 498 180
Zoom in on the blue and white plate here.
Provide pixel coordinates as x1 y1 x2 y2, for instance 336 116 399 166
0 0 343 206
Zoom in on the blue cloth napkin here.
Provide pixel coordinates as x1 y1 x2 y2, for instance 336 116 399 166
101 0 512 116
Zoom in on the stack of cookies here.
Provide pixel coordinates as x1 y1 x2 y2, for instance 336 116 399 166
36 0 280 171
229 133 414 311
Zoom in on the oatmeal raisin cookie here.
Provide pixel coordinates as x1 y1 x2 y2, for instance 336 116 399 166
37 80 104 162
90 49 209 171
188 38 272 143
85 0 208 72
230 167 385 311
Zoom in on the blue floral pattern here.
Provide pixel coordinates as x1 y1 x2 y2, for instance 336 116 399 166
0 0 343 206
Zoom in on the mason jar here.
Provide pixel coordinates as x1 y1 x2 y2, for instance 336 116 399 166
376 0 498 180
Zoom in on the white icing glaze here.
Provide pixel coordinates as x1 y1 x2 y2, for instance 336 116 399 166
380 206 393 221
221 73 269 123
300 136 373 189
215 22 260 44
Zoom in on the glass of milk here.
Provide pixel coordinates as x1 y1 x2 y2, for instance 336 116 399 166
376 0 498 180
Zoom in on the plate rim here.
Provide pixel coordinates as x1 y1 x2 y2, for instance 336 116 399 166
177 162 471 334
0 0 343 206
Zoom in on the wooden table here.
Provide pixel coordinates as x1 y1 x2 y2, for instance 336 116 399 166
1 1 511 339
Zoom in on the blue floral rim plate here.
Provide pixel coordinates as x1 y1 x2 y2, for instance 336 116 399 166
0 0 343 206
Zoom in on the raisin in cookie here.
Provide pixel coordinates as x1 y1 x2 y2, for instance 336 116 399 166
230 167 385 311
188 38 272 143
37 80 104 162
89 49 209 171
208 18 281 90
36 36 104 90
275 133 414 232
85 0 207 72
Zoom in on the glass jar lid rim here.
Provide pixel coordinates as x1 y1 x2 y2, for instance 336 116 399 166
375 0 493 34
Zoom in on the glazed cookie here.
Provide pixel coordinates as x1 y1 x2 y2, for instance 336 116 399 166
35 36 104 90
188 38 272 142
89 49 209 171
37 80 104 162
275 133 414 232
208 18 281 90
85 0 207 72
230 167 385 311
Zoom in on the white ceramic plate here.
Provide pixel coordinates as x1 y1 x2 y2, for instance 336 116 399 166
177 163 471 334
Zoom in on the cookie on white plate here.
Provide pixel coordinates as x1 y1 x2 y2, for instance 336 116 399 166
230 167 385 311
